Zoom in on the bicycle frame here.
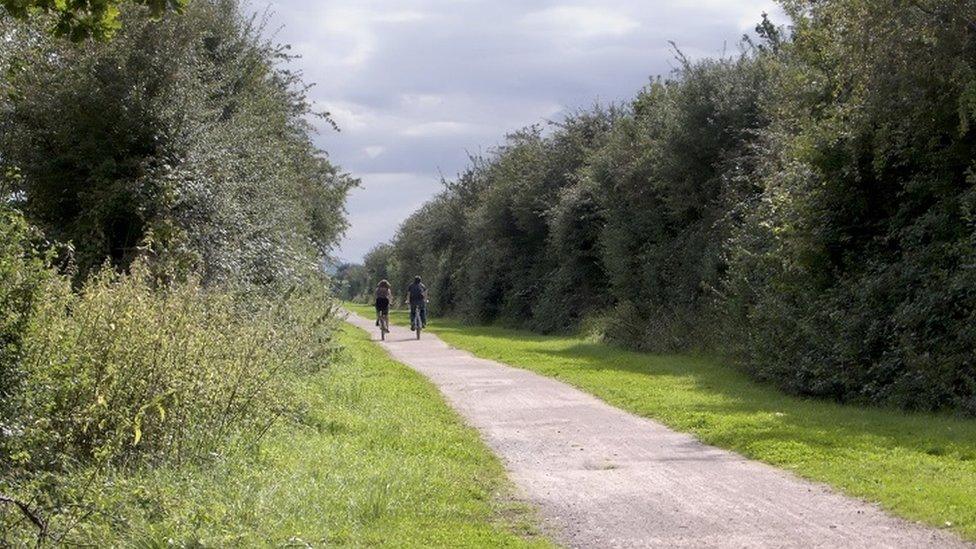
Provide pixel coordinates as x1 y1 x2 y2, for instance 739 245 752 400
409 302 427 339
377 310 390 340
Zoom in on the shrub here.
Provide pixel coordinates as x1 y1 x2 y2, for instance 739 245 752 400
0 1 350 543
0 258 339 544
0 0 355 285
724 0 976 411
0 207 56 417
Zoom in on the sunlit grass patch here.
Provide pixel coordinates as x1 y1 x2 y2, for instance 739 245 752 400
12 321 550 547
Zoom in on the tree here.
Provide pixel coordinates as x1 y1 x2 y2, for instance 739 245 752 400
1 0 187 40
333 263 368 301
1 1 355 285
725 0 976 411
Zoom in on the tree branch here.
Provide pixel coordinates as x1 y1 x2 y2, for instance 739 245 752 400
0 493 47 544
907 0 976 33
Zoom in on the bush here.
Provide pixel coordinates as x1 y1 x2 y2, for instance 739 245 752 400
1 1 351 543
0 0 355 285
724 0 976 411
0 255 339 544
0 208 55 408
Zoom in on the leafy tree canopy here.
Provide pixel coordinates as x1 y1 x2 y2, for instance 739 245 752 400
1 0 186 40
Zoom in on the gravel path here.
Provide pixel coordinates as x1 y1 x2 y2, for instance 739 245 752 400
344 311 969 548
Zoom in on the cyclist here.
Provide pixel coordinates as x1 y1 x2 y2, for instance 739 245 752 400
375 279 392 326
406 276 428 330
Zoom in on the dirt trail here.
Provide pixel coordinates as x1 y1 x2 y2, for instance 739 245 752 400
344 311 969 549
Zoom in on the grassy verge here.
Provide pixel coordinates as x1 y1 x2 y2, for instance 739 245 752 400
346 303 976 542
63 323 549 547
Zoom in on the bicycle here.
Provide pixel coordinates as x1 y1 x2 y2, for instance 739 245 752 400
409 302 427 340
377 309 390 340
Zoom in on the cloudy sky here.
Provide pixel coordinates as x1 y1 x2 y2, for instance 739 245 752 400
254 0 784 263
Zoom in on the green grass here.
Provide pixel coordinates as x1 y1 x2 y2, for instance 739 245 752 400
347 303 976 542
76 323 550 547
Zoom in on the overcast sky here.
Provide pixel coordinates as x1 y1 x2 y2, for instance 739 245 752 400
254 0 784 263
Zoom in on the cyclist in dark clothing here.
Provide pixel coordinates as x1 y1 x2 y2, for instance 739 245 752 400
374 279 392 327
406 276 428 330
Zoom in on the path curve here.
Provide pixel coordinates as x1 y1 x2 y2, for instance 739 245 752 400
344 311 969 549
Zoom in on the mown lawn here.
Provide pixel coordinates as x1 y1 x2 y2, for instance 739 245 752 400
82 322 549 547
347 303 976 542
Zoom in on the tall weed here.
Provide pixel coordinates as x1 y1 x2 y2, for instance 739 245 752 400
0 256 339 544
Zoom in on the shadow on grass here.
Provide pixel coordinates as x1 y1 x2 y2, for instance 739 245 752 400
528 340 976 458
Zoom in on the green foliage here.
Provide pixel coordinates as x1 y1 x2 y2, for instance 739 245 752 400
383 111 619 328
592 54 768 350
383 56 765 339
0 251 340 543
377 0 976 413
331 243 396 303
333 262 369 301
724 0 976 412
1 318 550 546
140 323 548 546
0 207 57 418
0 1 356 542
1 0 187 41
0 0 355 285
363 243 394 288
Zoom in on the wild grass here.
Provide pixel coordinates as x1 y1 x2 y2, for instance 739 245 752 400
3 313 550 546
347 303 976 542
77 324 549 546
1 259 339 544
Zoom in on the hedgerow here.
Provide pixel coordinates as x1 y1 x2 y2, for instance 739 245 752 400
0 0 351 543
357 1 976 413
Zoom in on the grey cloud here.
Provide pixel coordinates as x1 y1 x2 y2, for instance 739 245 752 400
257 0 785 262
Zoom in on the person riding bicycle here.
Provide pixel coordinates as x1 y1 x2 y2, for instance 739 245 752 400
406 276 428 330
374 279 392 325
